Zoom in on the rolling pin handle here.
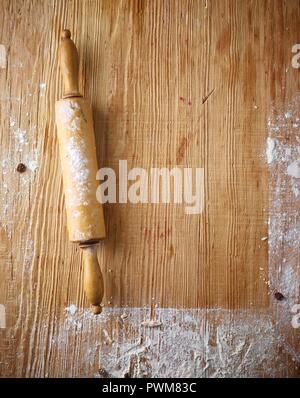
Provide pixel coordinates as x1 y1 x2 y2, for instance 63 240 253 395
81 244 104 315
61 29 71 39
59 29 82 98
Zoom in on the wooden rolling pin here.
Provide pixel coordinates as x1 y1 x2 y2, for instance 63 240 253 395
55 29 105 314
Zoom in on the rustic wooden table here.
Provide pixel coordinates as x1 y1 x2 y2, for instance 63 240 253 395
0 0 299 377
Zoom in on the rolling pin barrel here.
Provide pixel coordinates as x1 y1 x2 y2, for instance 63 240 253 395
55 30 105 314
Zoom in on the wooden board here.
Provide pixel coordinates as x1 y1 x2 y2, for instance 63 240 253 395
0 0 299 377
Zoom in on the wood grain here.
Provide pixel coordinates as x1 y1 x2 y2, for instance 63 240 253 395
0 0 299 377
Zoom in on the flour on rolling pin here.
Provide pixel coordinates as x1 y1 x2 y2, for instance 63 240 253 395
55 30 106 314
55 98 105 242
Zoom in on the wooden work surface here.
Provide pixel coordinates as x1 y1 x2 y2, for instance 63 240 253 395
0 0 299 377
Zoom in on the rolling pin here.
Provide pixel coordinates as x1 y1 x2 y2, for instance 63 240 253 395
55 29 105 314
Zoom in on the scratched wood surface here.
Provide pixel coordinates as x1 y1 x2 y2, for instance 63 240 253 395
0 0 299 377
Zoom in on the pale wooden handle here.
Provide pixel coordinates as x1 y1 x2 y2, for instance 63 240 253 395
58 29 81 98
81 245 104 314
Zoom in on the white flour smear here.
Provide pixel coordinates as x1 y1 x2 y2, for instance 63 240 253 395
32 306 295 378
267 95 300 303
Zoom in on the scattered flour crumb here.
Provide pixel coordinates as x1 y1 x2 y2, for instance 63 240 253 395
266 137 276 164
9 119 16 128
28 160 39 172
141 320 162 328
120 313 128 321
292 185 300 197
65 304 78 315
287 160 300 178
